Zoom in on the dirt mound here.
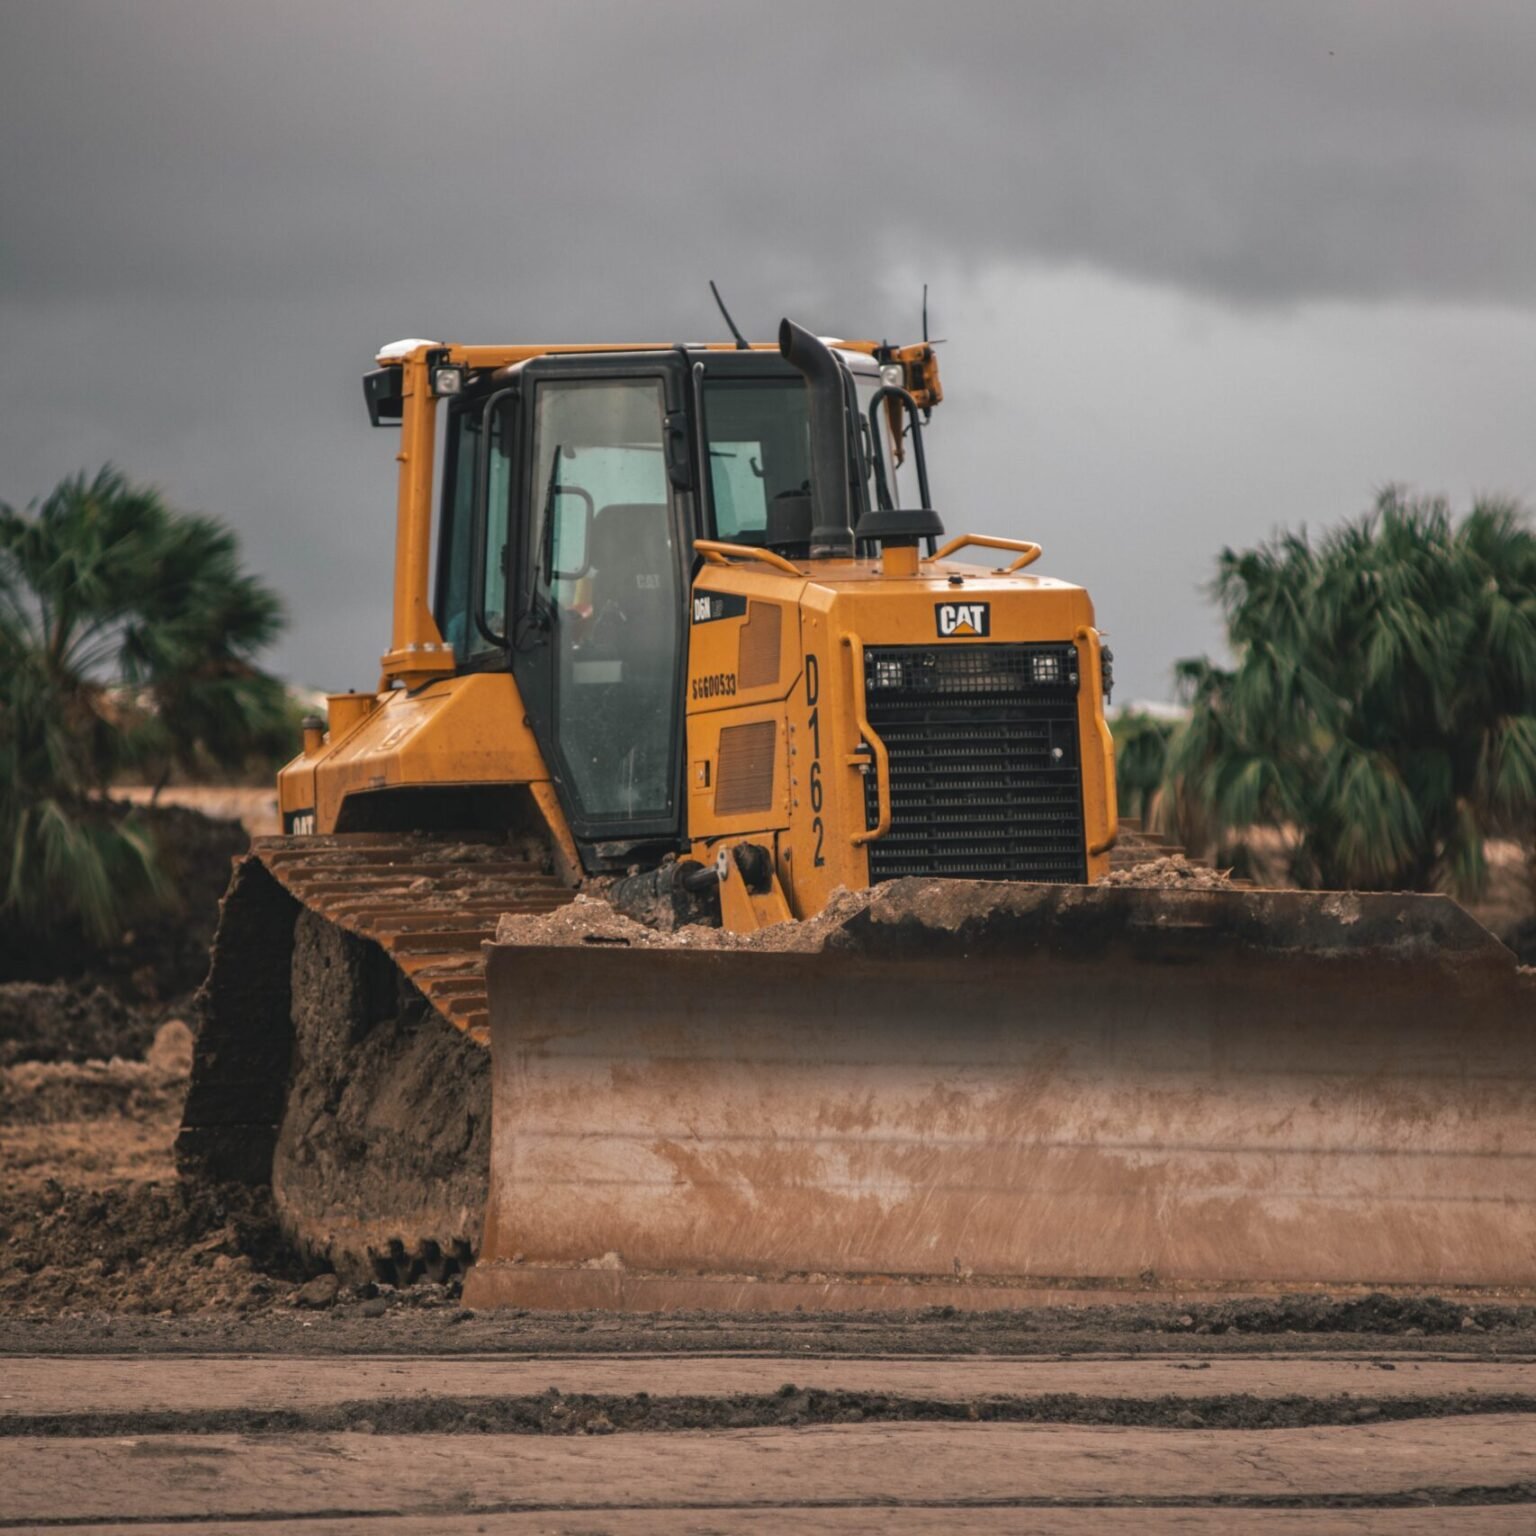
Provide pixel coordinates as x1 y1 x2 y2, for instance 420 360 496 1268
0 1178 300 1316
0 801 247 1000
0 1008 308 1316
1099 854 1235 889
1194 1291 1532 1336
2 1056 184 1129
495 885 875 953
0 982 156 1067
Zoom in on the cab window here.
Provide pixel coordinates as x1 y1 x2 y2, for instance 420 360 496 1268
702 379 812 542
436 401 510 663
527 377 681 822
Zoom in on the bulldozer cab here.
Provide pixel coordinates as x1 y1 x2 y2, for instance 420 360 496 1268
432 347 906 854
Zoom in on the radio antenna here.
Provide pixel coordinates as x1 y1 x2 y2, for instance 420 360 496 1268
710 280 751 350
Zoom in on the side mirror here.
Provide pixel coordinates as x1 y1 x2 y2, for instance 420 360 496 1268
549 487 594 581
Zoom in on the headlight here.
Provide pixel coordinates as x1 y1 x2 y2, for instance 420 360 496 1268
1030 652 1064 685
878 363 905 390
871 657 905 690
431 365 466 397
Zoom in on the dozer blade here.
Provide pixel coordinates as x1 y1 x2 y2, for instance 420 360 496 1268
467 879 1535 1311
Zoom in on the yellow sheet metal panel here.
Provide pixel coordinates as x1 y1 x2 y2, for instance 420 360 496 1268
279 673 551 832
683 552 1117 920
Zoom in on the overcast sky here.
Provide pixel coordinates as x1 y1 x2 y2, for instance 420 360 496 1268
4 1 1535 702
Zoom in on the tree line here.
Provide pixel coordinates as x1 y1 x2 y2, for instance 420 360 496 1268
4 469 1532 946
1115 488 1536 899
0 468 290 940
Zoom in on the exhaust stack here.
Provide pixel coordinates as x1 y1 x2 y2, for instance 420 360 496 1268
779 318 855 557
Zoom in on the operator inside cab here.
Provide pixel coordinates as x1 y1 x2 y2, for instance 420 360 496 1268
431 345 912 831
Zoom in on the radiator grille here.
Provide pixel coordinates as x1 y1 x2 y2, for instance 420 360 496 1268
862 643 1087 883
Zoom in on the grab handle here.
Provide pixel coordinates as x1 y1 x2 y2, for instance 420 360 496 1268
694 540 804 578
930 533 1042 573
842 633 891 845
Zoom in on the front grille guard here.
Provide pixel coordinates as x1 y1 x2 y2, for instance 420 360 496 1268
857 640 1089 884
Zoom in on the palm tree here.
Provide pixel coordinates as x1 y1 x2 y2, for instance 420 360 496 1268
1165 489 1536 896
0 467 286 938
1111 710 1177 826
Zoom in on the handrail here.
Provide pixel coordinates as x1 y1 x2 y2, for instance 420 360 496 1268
842 633 891 845
694 539 804 578
929 533 1042 573
1077 624 1121 856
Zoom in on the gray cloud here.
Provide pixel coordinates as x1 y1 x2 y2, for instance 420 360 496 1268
6 2 1536 316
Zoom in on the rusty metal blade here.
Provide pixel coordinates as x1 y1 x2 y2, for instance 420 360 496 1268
469 880 1536 1310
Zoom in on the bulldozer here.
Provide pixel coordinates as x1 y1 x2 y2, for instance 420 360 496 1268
180 318 1534 1308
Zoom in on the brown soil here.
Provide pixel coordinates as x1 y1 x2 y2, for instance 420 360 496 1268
13 1386 1536 1439
1099 854 1236 889
0 1020 301 1317
0 981 156 1066
0 801 248 1004
114 783 282 838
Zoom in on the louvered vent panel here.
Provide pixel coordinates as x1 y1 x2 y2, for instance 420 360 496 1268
714 720 777 815
737 602 783 690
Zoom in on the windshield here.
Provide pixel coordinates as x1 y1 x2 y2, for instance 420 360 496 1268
703 371 906 544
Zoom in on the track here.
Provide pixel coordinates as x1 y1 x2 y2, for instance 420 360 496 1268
254 832 574 1042
178 830 576 1282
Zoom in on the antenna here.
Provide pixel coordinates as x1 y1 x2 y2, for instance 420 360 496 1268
710 280 751 351
919 283 946 346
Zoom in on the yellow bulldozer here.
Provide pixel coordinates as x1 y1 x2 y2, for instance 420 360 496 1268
180 319 1534 1309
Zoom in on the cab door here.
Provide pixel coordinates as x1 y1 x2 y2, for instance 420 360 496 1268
509 359 693 853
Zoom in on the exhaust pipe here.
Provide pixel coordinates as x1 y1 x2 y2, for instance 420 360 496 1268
779 318 854 557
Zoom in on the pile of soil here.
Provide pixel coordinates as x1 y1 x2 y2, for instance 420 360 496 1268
1099 854 1235 889
0 801 248 1003
0 1178 294 1317
0 1014 289 1316
496 885 877 953
0 982 156 1067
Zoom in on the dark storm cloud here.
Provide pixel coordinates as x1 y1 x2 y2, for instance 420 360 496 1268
3 2 1535 700
4 1 1536 319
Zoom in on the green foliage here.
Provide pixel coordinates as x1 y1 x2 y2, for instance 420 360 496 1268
1111 710 1177 825
0 467 286 938
1167 488 1536 895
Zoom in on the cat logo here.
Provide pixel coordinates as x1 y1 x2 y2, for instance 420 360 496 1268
935 601 991 638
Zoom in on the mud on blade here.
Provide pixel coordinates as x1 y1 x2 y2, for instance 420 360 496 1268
470 879 1536 1311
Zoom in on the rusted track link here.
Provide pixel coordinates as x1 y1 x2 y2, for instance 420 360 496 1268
253 833 575 1045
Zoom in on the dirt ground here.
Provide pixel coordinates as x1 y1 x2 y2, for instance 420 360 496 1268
3 809 1534 1530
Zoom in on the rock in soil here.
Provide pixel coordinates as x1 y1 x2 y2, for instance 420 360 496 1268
296 1273 340 1309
